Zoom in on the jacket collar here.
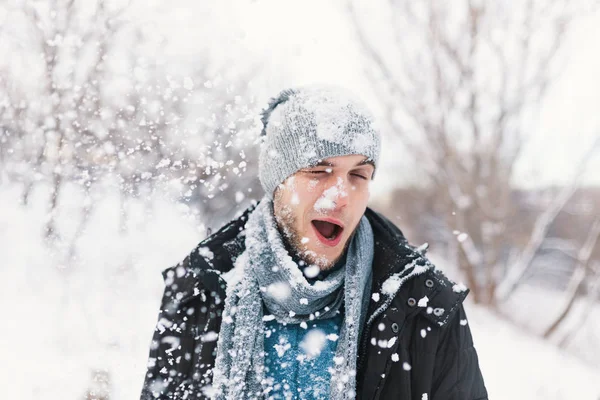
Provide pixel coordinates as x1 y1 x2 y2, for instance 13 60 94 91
364 207 469 326
170 202 468 327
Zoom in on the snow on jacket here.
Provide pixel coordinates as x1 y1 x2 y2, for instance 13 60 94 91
139 203 488 400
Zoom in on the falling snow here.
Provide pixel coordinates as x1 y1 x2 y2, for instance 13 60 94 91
0 2 598 399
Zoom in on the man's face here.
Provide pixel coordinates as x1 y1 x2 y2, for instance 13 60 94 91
273 154 375 271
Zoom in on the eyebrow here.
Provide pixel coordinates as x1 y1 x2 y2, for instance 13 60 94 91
311 158 375 168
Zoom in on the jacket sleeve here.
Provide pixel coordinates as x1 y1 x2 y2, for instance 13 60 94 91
139 263 207 400
431 304 488 400
139 280 178 400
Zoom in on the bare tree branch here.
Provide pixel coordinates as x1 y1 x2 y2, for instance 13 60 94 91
543 216 600 338
497 137 600 300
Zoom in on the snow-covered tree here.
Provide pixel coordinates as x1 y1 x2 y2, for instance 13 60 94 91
0 0 263 244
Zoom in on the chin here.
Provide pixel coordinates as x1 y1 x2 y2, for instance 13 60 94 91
296 247 331 269
305 242 347 269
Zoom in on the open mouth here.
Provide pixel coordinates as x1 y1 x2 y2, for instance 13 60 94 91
311 219 344 246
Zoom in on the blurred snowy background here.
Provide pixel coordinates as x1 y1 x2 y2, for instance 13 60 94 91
1 0 600 398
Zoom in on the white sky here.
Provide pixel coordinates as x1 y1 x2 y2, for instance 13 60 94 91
4 0 599 193
154 0 600 193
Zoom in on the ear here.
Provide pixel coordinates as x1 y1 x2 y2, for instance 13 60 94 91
273 183 284 202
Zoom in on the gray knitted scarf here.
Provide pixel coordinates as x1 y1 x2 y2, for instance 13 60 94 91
211 197 374 400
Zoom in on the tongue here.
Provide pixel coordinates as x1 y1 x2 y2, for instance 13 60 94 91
313 220 337 239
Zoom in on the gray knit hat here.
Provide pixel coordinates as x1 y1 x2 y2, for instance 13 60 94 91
258 85 381 199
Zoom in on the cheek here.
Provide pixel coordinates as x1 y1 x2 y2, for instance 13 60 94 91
280 179 303 209
308 178 320 191
294 179 323 207
349 181 370 199
284 189 313 226
350 186 370 216
290 191 300 205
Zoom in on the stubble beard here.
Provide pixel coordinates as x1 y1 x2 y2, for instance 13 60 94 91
273 202 350 271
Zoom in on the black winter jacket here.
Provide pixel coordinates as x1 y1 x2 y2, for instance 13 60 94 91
140 205 488 400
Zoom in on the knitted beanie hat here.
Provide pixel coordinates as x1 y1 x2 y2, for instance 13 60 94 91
258 84 381 199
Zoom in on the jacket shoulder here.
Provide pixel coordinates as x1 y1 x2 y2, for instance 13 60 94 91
420 267 470 327
365 207 469 327
193 203 255 270
159 203 256 308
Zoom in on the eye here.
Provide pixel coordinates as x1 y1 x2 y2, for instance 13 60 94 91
351 173 368 180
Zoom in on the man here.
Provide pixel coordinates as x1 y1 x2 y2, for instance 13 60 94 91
140 85 488 400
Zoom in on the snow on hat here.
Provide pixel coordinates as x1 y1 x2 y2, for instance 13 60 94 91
258 84 381 199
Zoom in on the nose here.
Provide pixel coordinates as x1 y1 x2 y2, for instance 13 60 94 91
333 176 349 209
315 175 350 213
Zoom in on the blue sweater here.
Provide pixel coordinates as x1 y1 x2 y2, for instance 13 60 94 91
263 311 344 400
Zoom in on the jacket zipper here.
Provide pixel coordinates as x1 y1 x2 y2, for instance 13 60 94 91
357 252 421 389
357 267 397 378
372 321 406 400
